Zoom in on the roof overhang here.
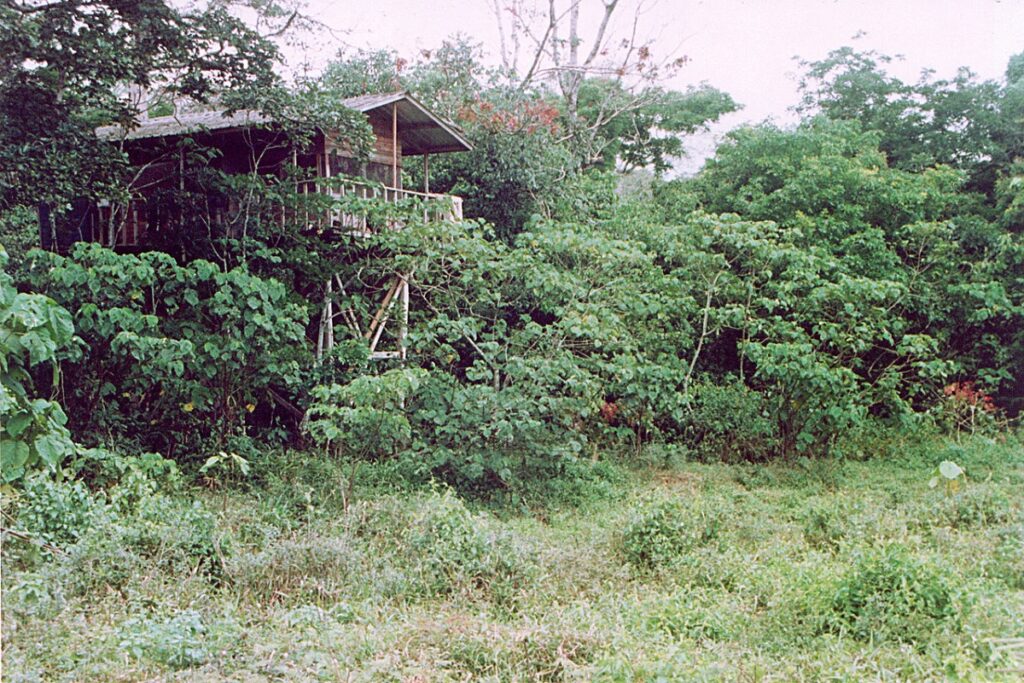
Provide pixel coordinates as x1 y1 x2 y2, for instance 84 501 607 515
341 91 471 155
96 91 472 155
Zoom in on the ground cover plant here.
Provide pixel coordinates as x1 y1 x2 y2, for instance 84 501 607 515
2 436 1022 681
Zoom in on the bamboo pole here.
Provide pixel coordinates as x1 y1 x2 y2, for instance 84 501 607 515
315 297 326 364
364 277 402 342
333 274 362 336
324 144 332 229
369 283 402 354
325 277 335 354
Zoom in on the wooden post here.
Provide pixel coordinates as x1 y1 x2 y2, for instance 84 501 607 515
325 277 335 355
315 298 326 365
392 102 399 189
423 154 429 194
323 144 332 229
399 276 409 360
369 281 402 355
364 277 401 342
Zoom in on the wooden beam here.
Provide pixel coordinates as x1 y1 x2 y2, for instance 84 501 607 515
315 296 326 364
369 288 400 354
364 277 401 341
324 146 332 229
399 276 409 360
333 274 362 336
399 121 446 131
325 277 335 353
392 102 399 189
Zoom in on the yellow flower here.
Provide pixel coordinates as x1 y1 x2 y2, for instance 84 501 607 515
181 402 195 413
246 403 256 413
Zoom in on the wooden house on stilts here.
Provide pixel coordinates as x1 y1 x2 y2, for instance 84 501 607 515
46 91 472 363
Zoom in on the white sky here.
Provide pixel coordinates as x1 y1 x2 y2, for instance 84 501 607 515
295 0 1024 171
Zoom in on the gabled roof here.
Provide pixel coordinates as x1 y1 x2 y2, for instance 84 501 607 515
95 91 471 155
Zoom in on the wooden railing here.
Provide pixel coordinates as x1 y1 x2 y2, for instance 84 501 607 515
327 182 464 235
94 180 465 248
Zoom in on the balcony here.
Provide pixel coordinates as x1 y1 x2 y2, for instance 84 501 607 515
93 180 463 248
327 181 464 237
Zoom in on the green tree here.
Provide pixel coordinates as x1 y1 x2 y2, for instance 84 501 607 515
0 0 281 209
683 116 1023 429
576 80 737 174
0 245 76 482
796 46 1014 196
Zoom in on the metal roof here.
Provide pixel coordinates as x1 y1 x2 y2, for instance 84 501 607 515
343 91 471 155
95 109 272 141
95 91 471 155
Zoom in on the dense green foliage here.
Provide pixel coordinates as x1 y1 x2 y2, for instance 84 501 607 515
3 41 1022 487
22 244 309 457
1 5 1022 676
0 246 76 482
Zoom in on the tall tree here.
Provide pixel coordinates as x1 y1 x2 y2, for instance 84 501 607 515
0 0 281 209
484 0 717 168
795 46 1013 196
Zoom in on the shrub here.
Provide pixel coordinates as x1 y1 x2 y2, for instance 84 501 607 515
0 245 77 483
620 499 717 570
928 487 1013 530
683 381 777 462
992 524 1024 589
12 474 97 547
827 545 961 645
510 456 626 509
56 493 221 596
409 367 595 496
56 519 144 596
643 589 739 641
25 245 309 456
403 619 596 680
130 495 220 567
802 501 847 551
71 448 182 514
118 610 220 669
4 572 65 619
407 489 532 602
305 368 428 460
226 533 366 605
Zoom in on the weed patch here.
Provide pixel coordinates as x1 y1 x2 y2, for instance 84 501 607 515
826 544 962 645
407 489 535 604
620 497 719 570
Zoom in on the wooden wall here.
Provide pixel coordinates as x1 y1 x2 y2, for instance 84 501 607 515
325 107 402 188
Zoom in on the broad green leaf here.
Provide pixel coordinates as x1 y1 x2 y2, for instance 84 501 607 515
938 460 964 480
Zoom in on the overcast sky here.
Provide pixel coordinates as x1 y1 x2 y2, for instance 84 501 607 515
297 0 1024 171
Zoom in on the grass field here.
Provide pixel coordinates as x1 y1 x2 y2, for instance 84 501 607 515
3 436 1023 681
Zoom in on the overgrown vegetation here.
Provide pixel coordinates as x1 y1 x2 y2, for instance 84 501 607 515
2 439 1022 680
1 0 1022 678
